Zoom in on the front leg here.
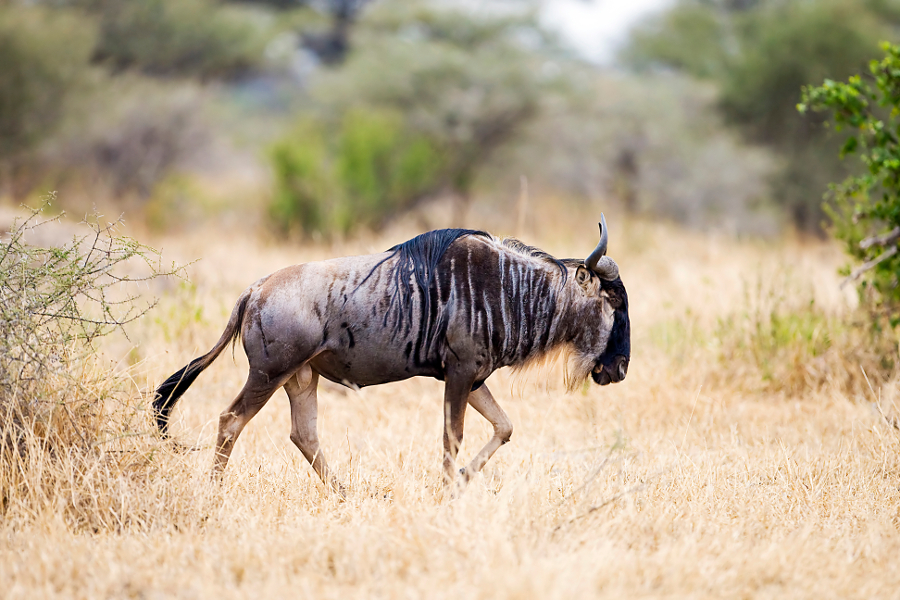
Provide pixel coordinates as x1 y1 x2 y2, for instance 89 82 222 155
458 384 513 487
442 368 474 495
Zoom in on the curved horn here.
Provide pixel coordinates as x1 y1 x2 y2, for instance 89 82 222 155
585 214 619 280
585 213 608 270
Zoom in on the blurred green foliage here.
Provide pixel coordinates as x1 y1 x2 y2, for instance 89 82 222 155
0 0 844 238
269 2 557 236
270 108 443 235
0 7 95 163
0 0 273 199
82 0 268 79
336 110 442 219
800 43 900 319
624 0 900 232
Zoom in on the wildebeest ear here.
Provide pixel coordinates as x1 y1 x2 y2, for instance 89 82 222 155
575 265 593 292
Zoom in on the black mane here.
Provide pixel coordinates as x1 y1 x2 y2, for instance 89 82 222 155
387 228 490 266
356 228 489 334
388 228 488 329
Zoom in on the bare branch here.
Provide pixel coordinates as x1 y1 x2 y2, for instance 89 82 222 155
841 245 898 288
860 226 900 249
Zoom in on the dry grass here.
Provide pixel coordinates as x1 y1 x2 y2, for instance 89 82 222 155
4 206 900 599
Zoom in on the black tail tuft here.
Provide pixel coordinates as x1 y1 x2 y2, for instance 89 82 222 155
152 288 251 437
152 357 207 436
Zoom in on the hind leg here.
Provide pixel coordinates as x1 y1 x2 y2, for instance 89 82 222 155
284 364 346 497
212 370 283 475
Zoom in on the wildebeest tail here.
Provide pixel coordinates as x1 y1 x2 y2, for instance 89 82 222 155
152 287 252 436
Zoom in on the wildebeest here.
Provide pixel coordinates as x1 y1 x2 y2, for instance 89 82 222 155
153 215 630 495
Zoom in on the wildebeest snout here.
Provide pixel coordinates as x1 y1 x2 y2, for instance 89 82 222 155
592 355 628 386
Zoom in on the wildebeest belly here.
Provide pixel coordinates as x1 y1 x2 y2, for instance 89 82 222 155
308 275 447 387
310 349 441 388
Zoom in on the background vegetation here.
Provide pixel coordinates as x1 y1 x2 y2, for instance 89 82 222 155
3 0 892 240
624 0 900 233
0 0 783 234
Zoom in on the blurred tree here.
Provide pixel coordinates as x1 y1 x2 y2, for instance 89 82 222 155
0 0 286 205
300 0 371 64
270 1 560 236
229 0 306 7
498 73 776 233
624 2 729 79
227 0 372 64
60 81 213 200
623 0 899 232
800 43 900 319
0 6 94 194
80 0 267 79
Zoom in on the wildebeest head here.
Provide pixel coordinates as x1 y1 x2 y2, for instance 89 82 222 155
571 214 630 387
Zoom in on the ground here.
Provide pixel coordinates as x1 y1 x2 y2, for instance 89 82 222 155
3 209 899 599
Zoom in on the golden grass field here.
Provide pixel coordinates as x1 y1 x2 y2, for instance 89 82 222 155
4 204 900 599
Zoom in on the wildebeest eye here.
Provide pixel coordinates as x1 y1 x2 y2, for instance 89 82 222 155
607 296 622 309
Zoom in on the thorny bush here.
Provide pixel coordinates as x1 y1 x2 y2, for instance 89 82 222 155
0 199 181 526
800 42 900 322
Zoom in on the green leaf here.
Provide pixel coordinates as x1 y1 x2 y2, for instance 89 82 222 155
841 135 859 157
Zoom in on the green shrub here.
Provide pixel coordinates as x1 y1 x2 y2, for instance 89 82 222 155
800 42 900 321
269 108 444 236
269 119 337 237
